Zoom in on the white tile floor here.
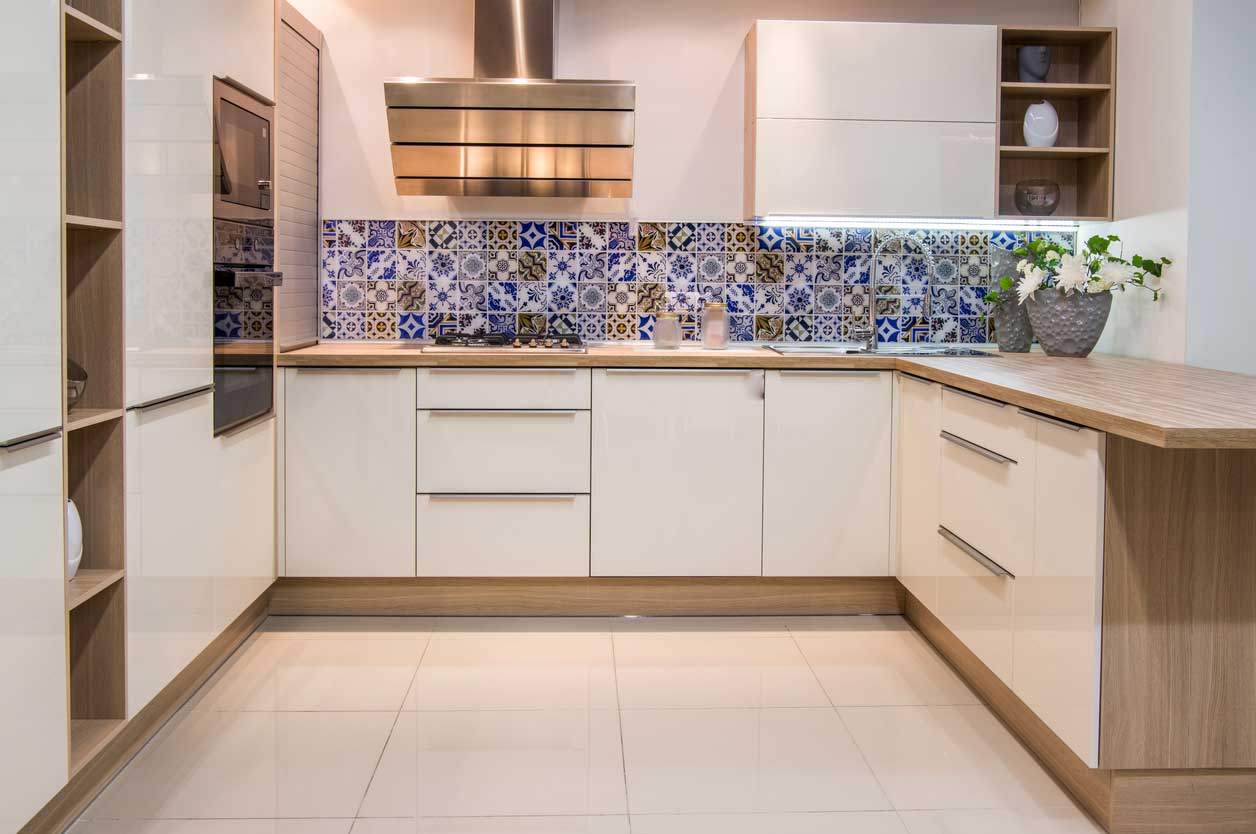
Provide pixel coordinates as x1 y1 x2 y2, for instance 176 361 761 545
73 616 1104 834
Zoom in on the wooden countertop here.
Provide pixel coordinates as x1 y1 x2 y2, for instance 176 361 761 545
277 343 1256 449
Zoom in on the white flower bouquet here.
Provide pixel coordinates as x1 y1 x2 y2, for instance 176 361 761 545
987 235 1171 306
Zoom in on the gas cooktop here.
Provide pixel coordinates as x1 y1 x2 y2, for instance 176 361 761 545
426 332 587 353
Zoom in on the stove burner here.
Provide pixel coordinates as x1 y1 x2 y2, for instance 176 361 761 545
432 332 509 348
430 332 586 351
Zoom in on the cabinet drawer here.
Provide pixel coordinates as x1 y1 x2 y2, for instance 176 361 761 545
417 409 590 493
935 528 1015 686
939 426 1034 578
941 387 1033 464
417 494 590 576
417 367 591 410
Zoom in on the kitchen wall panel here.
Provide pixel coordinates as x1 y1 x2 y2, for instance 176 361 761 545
289 0 1078 221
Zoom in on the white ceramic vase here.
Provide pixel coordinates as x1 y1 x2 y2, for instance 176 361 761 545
1023 100 1060 148
66 499 83 580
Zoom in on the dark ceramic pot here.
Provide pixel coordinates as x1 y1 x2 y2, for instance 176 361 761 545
991 301 1033 353
1025 290 1112 357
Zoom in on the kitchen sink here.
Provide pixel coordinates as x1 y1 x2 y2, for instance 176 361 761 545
767 343 996 357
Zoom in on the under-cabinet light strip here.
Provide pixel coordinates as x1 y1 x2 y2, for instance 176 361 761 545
760 215 1081 232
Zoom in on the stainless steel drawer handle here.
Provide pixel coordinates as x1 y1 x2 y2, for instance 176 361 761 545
899 372 936 387
427 409 580 417
425 493 581 501
938 525 1015 579
946 386 1008 408
1017 408 1083 432
779 369 880 376
0 426 62 452
428 367 578 374
940 430 1016 465
128 383 214 413
603 368 757 375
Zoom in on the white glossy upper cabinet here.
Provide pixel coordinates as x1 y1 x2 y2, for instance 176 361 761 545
763 370 892 576
591 369 765 577
895 374 942 608
0 436 69 833
1014 415 1105 766
0 0 61 443
124 0 276 406
125 391 217 717
285 368 416 577
746 20 997 219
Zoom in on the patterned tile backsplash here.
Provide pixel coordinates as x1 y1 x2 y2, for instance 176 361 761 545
319 219 1075 343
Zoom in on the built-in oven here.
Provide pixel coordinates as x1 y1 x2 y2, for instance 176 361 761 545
212 77 280 435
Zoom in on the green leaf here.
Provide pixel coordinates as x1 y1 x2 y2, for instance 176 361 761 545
999 276 1015 291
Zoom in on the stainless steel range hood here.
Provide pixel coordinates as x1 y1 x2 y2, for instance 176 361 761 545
384 0 635 198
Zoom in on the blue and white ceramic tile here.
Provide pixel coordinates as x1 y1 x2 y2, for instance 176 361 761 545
319 218 1073 343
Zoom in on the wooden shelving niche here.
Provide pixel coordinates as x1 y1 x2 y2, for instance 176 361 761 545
62 0 127 774
996 26 1117 221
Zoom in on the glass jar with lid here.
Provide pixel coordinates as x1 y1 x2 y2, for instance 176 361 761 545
701 302 728 349
653 312 681 349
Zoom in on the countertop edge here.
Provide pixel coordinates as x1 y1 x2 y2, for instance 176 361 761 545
276 347 1256 450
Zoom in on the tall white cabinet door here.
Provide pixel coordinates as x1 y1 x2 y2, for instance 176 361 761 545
763 370 892 576
0 0 62 443
125 392 217 717
753 21 997 123
212 413 275 632
0 436 69 832
126 0 212 407
753 119 996 219
1014 418 1106 766
591 369 764 577
285 368 416 577
896 374 942 609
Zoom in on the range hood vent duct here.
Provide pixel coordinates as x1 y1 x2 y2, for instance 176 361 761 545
384 0 635 198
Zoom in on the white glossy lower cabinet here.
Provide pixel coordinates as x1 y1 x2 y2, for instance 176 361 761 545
896 374 942 608
939 412 1035 579
417 367 590 410
936 530 1015 686
1013 417 1106 766
417 494 590 576
417 409 590 493
210 411 275 632
126 393 216 718
591 369 764 576
763 370 891 576
0 436 69 832
285 368 416 577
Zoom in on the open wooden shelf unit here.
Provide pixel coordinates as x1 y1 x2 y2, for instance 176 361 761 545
996 26 1116 220
62 0 127 769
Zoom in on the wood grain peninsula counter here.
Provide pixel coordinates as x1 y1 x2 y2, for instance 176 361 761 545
278 343 1256 449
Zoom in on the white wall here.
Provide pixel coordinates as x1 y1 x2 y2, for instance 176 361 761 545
1184 0 1256 375
1082 0 1193 364
292 0 1078 221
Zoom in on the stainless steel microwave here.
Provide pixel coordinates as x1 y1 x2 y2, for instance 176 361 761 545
213 77 275 223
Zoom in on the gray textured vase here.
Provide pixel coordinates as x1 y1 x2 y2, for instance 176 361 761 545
1025 291 1113 358
992 302 1033 353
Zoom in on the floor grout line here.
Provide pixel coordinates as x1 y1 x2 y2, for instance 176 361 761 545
609 624 634 834
786 624 899 816
351 635 431 820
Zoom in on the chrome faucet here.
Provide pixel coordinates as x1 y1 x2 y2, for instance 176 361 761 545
854 232 938 353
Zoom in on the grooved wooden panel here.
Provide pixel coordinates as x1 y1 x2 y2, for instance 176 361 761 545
1100 438 1256 769
269 577 906 617
277 20 319 351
